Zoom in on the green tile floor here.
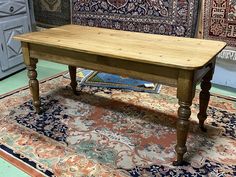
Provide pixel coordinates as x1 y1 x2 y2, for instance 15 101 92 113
0 60 67 95
0 158 30 177
0 60 235 176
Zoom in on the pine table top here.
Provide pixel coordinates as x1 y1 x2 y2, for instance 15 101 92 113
15 25 226 70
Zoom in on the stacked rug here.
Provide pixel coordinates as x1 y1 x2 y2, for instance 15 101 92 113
72 0 200 37
0 75 236 176
63 68 161 93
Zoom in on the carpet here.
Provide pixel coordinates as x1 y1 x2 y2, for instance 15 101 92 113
63 68 161 93
33 0 71 27
0 76 236 176
203 0 236 47
72 0 200 37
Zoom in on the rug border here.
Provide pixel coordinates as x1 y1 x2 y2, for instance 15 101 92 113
0 148 46 177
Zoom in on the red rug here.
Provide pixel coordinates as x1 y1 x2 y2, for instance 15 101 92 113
203 0 236 47
0 76 236 176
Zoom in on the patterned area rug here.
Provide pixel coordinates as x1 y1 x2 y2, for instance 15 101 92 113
0 76 236 176
203 0 236 47
33 0 71 27
63 68 161 93
72 0 200 37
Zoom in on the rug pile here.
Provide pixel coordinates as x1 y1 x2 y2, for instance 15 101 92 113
0 76 235 176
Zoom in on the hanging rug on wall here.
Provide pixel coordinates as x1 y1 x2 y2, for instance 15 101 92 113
203 0 236 47
72 0 200 37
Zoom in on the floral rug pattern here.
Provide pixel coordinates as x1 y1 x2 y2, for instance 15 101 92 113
0 76 236 176
72 0 199 37
203 0 236 47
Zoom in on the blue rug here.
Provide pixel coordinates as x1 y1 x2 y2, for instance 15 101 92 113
63 68 161 93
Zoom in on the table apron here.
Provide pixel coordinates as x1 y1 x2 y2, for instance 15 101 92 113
194 61 214 84
29 43 181 86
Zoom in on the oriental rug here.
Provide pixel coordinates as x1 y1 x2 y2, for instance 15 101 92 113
203 0 236 47
72 0 200 37
33 0 71 27
0 76 236 176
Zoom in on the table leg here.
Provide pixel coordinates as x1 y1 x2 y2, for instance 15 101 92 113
197 68 213 132
173 100 192 166
173 71 195 166
26 58 41 113
68 65 78 94
22 42 41 113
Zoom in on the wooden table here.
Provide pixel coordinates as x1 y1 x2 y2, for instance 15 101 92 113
14 25 226 166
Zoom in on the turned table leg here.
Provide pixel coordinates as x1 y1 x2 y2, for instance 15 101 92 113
26 58 41 113
22 42 41 114
173 70 195 166
173 100 192 166
197 68 214 132
68 65 78 94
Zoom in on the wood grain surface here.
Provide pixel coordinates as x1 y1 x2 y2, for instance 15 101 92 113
14 25 226 70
